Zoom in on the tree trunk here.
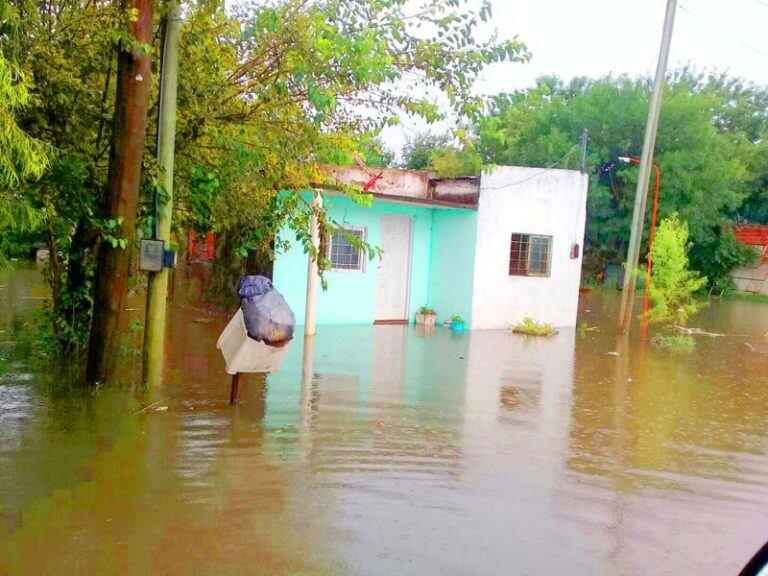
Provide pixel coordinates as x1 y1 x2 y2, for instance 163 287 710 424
87 0 153 384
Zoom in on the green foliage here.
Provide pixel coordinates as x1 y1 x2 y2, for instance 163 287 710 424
652 333 696 350
0 44 49 254
401 131 481 176
354 134 394 168
647 214 707 326
512 315 558 337
450 315 465 324
418 306 436 315
474 72 767 283
402 133 451 170
688 229 757 294
430 144 481 177
0 51 49 188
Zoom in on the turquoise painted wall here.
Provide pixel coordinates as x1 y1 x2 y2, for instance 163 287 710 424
426 210 478 325
273 194 433 325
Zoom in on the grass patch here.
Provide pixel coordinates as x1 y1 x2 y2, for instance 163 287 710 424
651 333 696 349
512 316 558 337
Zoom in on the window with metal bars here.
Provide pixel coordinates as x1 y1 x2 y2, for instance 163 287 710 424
509 233 552 277
328 227 366 271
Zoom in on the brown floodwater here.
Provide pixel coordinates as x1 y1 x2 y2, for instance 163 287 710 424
1 266 768 575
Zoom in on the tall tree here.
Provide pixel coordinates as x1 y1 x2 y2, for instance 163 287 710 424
87 0 154 383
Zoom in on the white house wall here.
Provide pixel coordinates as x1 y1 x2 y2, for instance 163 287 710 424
470 167 589 329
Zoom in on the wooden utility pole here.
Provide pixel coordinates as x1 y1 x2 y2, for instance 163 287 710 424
143 0 181 385
617 0 677 335
88 0 154 384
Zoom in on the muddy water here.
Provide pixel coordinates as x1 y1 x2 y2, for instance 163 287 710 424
1 268 768 575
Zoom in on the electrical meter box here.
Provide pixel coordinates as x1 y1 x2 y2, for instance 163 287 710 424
139 239 165 272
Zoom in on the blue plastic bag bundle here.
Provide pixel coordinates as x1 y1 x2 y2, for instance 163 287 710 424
238 275 295 346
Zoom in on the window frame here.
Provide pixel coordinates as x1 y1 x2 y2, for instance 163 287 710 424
509 233 553 278
327 226 367 273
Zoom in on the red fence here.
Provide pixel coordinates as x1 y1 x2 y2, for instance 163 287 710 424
733 225 768 261
187 230 215 262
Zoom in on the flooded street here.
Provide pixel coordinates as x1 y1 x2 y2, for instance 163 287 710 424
2 267 768 575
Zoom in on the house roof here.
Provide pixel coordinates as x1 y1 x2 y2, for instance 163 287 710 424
323 188 477 210
318 165 479 209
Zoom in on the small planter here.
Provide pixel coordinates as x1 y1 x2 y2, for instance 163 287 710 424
450 317 466 332
416 312 437 327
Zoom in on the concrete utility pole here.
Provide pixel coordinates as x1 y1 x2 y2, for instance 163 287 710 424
143 0 181 385
304 193 322 336
617 0 677 335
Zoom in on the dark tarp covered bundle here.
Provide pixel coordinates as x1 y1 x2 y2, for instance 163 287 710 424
238 275 295 346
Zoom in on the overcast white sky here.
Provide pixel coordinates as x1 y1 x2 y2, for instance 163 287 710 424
381 0 768 157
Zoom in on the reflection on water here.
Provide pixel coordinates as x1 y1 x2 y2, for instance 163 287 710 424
1 267 768 575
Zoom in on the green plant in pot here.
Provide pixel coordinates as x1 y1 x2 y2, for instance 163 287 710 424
416 306 437 327
450 315 466 332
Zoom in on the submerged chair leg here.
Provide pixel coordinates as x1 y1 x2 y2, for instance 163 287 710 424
230 373 241 405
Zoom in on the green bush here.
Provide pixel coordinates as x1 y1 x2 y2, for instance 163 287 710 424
512 316 558 337
648 214 707 325
652 333 696 350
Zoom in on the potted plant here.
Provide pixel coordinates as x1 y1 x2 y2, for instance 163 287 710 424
416 306 437 326
450 315 466 332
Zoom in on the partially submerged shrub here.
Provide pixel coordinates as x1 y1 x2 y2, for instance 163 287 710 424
512 316 558 337
651 333 696 350
648 214 707 326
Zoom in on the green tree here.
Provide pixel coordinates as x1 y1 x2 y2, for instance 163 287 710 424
0 54 48 189
647 213 707 325
402 133 451 170
4 0 121 353
401 131 481 176
430 143 481 177
0 51 49 267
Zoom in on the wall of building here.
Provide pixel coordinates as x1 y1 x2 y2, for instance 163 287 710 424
470 167 589 329
731 261 768 296
428 210 478 325
273 194 434 325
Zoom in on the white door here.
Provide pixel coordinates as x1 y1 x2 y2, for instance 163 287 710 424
375 214 412 322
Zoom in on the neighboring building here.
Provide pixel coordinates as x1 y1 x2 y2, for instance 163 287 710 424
731 225 768 295
272 164 588 329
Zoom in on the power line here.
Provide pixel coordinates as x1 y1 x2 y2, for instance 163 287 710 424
679 3 768 61
480 145 581 190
